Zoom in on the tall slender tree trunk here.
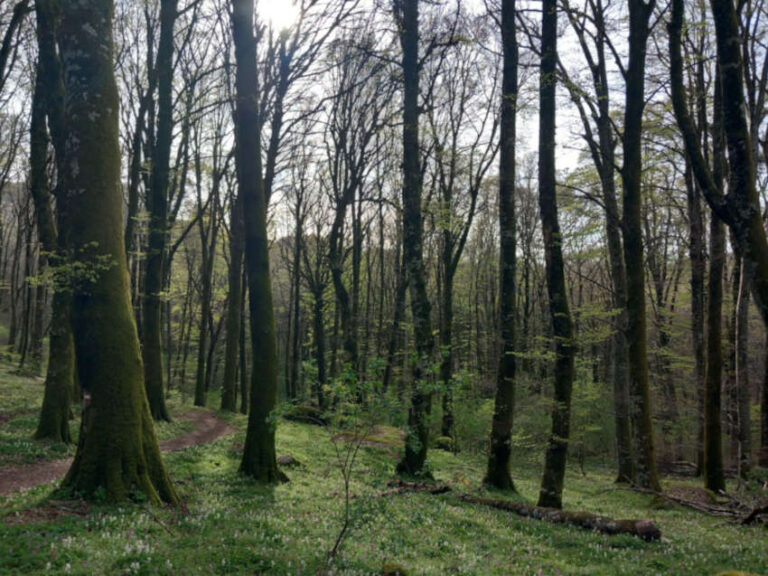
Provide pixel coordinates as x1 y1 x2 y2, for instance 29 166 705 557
537 0 575 510
761 334 768 466
735 261 751 475
231 0 286 483
485 0 518 491
311 285 327 408
686 165 706 474
57 0 177 503
395 0 435 477
383 237 406 394
221 192 243 411
440 271 455 441
143 0 177 422
620 0 661 492
239 270 248 415
30 7 75 441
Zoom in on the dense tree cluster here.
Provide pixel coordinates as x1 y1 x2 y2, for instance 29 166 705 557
0 0 766 506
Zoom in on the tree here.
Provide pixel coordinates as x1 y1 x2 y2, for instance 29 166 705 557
143 0 178 422
393 0 436 478
668 0 727 491
31 0 75 444
620 0 660 492
485 0 518 491
231 0 286 483
426 13 500 442
536 0 575 510
57 0 177 503
558 0 633 483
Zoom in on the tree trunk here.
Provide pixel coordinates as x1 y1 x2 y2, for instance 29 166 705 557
221 192 243 412
143 0 177 422
440 270 454 441
686 165 706 475
761 334 768 467
395 0 435 478
537 0 575 510
57 0 176 504
312 285 327 409
239 270 248 415
30 8 75 441
620 0 660 492
735 260 751 475
231 0 286 483
485 0 518 492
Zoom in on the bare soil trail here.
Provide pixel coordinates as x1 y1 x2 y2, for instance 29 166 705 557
0 411 236 497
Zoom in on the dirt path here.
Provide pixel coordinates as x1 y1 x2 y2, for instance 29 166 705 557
0 411 236 498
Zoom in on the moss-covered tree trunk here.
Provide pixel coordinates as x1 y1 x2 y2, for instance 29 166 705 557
30 4 74 442
395 0 435 477
537 0 575 510
143 0 177 422
620 0 661 492
485 0 518 492
231 0 286 483
57 0 177 504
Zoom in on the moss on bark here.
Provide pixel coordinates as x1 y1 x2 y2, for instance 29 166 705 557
56 0 177 504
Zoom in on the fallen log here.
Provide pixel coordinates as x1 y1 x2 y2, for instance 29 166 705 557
373 478 452 498
460 495 662 541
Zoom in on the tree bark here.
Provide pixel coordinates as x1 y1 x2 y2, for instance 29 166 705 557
537 0 575 510
57 0 176 503
485 0 518 492
461 495 661 541
231 0 286 483
221 191 243 412
143 0 177 422
30 4 75 442
395 0 435 477
620 0 661 492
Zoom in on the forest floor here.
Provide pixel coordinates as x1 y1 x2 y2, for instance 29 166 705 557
0 410 235 496
1 365 767 575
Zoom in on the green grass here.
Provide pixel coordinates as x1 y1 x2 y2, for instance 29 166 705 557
0 364 195 467
1 367 767 575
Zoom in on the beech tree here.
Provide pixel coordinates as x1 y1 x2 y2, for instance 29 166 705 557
56 0 177 503
485 0 518 491
231 0 286 483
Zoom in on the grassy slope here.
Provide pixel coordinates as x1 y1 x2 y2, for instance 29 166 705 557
1 367 766 575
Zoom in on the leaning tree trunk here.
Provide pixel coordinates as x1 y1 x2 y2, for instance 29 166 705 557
537 0 576 510
485 0 518 492
231 0 286 483
395 0 435 478
57 0 176 504
143 0 177 422
620 0 661 492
